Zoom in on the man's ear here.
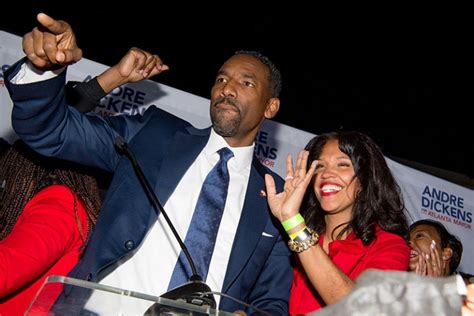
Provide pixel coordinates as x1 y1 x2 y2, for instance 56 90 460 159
264 98 280 119
442 247 453 261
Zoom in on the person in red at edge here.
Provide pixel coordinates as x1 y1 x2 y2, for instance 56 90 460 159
0 140 102 315
265 131 411 314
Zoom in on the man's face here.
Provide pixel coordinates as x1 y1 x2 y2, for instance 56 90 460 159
210 54 279 147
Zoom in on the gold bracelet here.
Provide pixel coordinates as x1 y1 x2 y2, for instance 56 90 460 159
288 228 319 253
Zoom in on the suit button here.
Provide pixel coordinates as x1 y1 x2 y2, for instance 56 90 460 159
125 240 135 250
86 273 92 281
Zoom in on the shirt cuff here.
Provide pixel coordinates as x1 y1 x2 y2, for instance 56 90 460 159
11 60 66 84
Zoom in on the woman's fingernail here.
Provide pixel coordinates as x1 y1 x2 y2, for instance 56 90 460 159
431 240 436 249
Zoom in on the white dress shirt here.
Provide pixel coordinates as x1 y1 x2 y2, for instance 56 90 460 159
86 131 253 314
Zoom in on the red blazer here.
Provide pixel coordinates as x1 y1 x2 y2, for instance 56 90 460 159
289 227 410 315
0 185 88 315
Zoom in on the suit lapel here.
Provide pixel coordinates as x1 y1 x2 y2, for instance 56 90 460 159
154 126 211 206
222 157 269 292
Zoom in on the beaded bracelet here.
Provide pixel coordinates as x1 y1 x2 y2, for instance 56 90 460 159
288 228 319 253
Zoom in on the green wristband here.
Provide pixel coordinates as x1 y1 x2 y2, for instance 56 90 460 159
281 213 304 232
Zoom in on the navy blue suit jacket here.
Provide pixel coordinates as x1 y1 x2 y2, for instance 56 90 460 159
5 59 292 314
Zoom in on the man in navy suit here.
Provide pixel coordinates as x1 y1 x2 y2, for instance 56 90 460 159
5 13 291 314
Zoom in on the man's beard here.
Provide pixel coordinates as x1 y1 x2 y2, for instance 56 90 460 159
210 98 241 137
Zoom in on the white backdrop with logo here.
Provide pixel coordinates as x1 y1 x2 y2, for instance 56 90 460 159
1 30 473 273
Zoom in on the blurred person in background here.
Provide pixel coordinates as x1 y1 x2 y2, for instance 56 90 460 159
0 140 102 314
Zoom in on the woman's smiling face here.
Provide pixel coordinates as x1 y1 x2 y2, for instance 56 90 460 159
312 139 360 217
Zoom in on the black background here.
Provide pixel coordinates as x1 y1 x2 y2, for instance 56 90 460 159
1 3 471 180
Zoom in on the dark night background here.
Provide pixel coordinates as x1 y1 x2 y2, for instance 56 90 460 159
1 3 471 186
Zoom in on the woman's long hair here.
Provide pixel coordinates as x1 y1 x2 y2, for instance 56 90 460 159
0 140 101 240
301 131 409 245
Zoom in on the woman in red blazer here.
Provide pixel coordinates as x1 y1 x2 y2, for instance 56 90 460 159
0 140 102 315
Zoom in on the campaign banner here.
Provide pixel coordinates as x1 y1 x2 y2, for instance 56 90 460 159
2 30 472 273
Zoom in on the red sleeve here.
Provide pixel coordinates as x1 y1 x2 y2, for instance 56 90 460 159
363 230 410 271
0 185 85 296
